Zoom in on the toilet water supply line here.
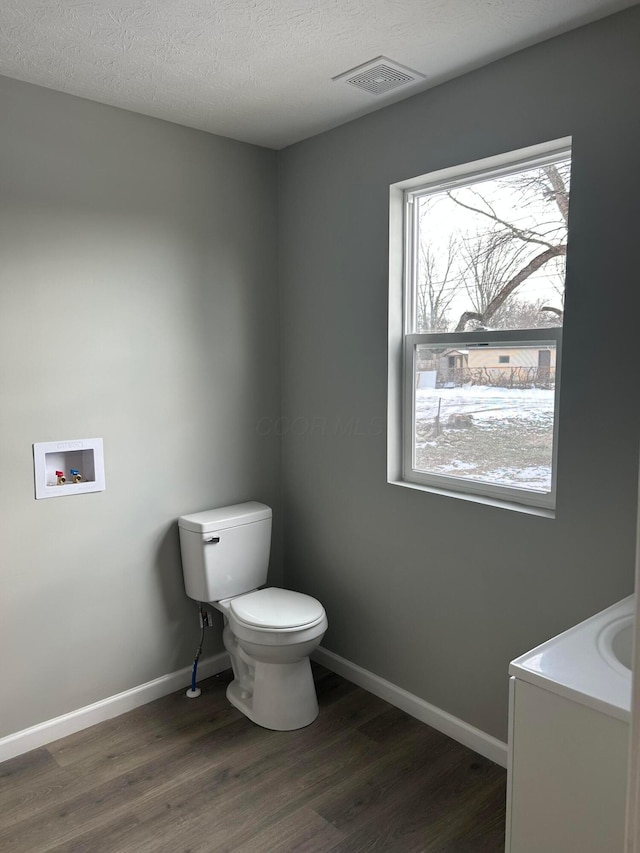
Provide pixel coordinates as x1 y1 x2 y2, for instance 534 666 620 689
186 603 208 699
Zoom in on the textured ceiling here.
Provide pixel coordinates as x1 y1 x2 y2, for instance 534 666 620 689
0 0 636 149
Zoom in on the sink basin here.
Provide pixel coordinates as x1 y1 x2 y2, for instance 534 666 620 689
598 614 634 675
510 595 634 721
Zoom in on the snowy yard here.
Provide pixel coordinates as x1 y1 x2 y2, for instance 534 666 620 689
414 385 555 491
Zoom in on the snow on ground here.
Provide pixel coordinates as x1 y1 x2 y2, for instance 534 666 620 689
415 385 554 425
414 385 556 491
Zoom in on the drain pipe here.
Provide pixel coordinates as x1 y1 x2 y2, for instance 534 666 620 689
186 603 208 698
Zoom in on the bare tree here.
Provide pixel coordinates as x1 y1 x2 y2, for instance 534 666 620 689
454 245 566 331
416 233 458 332
491 296 563 329
457 228 532 326
512 163 570 227
446 162 570 331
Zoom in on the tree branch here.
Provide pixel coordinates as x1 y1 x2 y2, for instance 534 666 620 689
482 245 567 321
446 191 558 249
541 305 564 319
543 165 570 225
455 245 567 331
454 311 484 332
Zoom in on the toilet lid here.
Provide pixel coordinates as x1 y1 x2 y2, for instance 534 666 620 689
229 587 325 629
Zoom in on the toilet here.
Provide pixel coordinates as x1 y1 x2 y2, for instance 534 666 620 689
178 502 327 731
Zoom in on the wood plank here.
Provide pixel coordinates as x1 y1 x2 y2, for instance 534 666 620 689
326 752 505 852
113 723 380 853
0 748 78 829
48 671 236 770
230 808 345 853
0 717 277 852
0 667 506 853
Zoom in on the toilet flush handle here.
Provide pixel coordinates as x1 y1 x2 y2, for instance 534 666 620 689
205 537 220 544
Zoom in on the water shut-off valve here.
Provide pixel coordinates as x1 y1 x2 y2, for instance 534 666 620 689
56 468 82 485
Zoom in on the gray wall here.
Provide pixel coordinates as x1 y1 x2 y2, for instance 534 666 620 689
1 7 639 748
0 77 281 738
278 7 640 740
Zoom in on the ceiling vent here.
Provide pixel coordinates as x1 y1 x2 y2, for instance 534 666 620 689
333 56 425 96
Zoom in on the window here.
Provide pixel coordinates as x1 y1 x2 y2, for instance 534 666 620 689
388 139 571 510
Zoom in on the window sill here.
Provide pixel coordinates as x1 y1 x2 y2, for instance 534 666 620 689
388 478 556 519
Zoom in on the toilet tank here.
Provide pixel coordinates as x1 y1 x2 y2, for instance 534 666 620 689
178 502 272 602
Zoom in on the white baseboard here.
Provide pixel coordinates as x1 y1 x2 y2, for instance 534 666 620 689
313 646 508 768
1 646 507 769
0 651 230 764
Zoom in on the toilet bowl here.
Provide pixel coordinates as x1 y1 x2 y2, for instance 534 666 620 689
216 587 327 730
178 502 328 731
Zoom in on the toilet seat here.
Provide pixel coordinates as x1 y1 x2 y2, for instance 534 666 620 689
229 587 325 631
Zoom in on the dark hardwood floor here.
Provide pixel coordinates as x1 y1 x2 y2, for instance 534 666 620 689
0 666 506 852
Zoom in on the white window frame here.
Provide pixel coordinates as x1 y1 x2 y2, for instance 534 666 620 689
388 138 571 514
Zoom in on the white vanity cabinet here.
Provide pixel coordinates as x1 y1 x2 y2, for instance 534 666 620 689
505 597 633 853
506 676 628 852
